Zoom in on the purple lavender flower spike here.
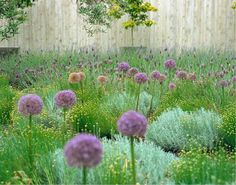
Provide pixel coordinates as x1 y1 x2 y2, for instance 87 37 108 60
176 70 188 80
64 133 103 168
168 82 176 90
151 71 161 80
218 80 229 88
18 94 43 116
54 90 76 109
117 110 148 137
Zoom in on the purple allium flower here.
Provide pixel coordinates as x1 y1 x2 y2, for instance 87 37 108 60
64 133 103 168
117 110 148 137
176 70 188 80
117 62 130 72
218 80 229 88
164 59 176 69
54 90 76 109
127 67 139 76
232 76 236 84
168 82 176 90
151 71 161 80
18 94 43 116
188 73 197 81
134 72 148 84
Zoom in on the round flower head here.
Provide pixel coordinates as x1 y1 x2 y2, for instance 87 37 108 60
68 72 81 83
188 73 197 81
159 74 166 83
134 72 148 84
164 59 176 69
176 70 188 80
151 71 161 80
18 94 43 116
64 133 103 168
54 90 76 109
117 62 130 72
77 72 86 81
97 75 108 84
232 76 236 84
117 110 148 137
128 67 139 77
168 82 176 90
218 80 229 88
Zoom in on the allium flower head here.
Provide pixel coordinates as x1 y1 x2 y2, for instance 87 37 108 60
97 75 108 84
159 74 166 83
64 133 103 168
232 76 236 84
218 80 229 88
187 73 197 81
68 73 81 83
117 110 148 137
54 90 76 109
127 67 139 76
176 70 188 80
168 82 176 90
117 62 130 72
134 72 148 84
77 72 86 81
151 71 161 80
18 94 43 116
164 59 176 69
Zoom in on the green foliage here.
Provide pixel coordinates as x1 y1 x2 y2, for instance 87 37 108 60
218 102 236 149
0 76 15 125
147 108 222 151
46 136 175 184
108 0 157 29
0 124 62 183
152 80 233 119
69 100 117 137
0 0 35 39
171 149 236 184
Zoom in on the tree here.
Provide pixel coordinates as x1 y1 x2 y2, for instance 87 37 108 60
0 0 35 40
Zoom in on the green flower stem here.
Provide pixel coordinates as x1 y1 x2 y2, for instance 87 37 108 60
83 167 87 185
130 136 136 185
63 108 67 143
28 115 33 171
221 87 225 105
135 84 141 111
80 81 84 105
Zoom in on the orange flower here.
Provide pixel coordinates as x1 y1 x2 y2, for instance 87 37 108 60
77 72 86 81
68 73 81 83
97 75 108 84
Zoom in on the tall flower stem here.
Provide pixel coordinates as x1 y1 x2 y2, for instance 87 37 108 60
221 87 225 105
135 84 141 111
80 81 84 105
131 27 134 47
130 136 136 185
28 115 33 171
83 167 87 185
63 108 67 143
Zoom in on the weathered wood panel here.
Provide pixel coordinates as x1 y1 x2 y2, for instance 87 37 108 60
0 0 235 53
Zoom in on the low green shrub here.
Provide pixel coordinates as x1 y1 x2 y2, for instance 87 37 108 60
218 102 236 149
151 80 232 119
0 124 63 183
69 100 117 137
46 136 176 185
146 108 222 151
0 86 15 125
171 149 236 184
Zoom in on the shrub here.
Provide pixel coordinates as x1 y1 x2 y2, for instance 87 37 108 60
146 108 222 151
218 102 236 149
152 80 229 119
68 100 117 137
50 136 176 185
171 149 236 184
0 86 15 125
0 124 63 183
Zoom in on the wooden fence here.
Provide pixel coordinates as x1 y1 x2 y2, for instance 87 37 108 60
1 0 236 53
